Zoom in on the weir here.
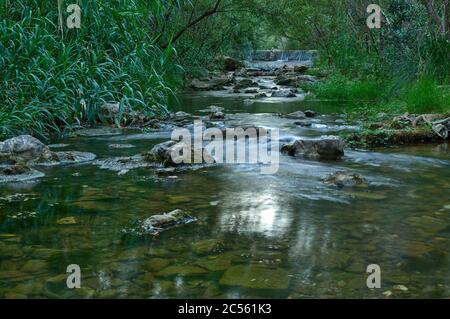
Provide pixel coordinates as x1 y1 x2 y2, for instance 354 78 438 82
244 50 318 70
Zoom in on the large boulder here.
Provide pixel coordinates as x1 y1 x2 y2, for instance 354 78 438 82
0 135 55 163
281 136 345 160
0 135 96 171
143 141 215 167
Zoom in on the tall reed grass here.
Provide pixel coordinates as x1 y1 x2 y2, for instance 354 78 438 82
0 1 176 139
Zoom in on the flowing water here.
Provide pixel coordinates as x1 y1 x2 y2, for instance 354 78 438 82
1 93 450 299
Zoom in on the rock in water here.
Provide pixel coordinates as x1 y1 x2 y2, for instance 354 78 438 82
294 120 312 127
304 110 316 118
143 141 215 167
192 239 225 255
56 217 78 225
1 164 31 176
0 135 55 162
294 65 309 73
125 209 197 236
322 171 367 188
271 90 296 98
275 77 299 87
0 165 45 183
234 79 257 90
282 111 306 119
255 92 268 98
281 136 345 160
210 111 225 120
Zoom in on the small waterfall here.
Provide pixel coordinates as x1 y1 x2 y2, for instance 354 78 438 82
245 50 318 71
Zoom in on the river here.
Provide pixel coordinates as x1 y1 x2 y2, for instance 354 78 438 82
0 92 449 298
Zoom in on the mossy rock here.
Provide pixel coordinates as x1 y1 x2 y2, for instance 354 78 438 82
21 259 47 273
195 257 231 272
57 217 78 225
146 258 172 272
192 239 225 255
405 216 448 234
219 265 290 290
156 265 208 277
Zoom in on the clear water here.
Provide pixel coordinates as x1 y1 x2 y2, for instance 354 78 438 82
1 93 449 299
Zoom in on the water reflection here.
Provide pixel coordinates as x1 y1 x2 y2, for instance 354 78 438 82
219 191 291 238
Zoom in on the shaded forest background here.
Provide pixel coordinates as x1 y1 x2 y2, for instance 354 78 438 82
1 0 449 138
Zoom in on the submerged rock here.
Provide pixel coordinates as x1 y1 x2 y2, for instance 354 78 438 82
95 155 152 175
192 239 225 255
74 127 123 137
0 165 45 183
123 209 197 236
322 171 367 188
195 257 231 272
56 217 78 225
143 141 215 167
32 151 96 166
145 258 172 272
281 136 345 160
108 144 135 149
199 105 224 113
1 164 30 176
405 216 448 234
156 265 208 277
21 259 47 274
219 265 290 290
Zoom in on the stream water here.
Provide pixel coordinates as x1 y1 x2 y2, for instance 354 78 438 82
1 93 450 299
